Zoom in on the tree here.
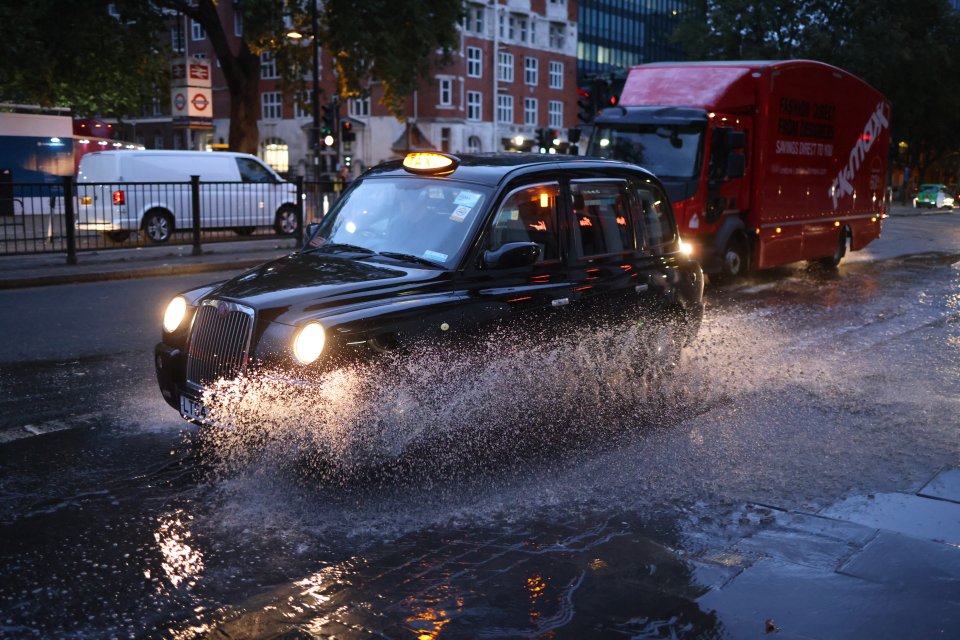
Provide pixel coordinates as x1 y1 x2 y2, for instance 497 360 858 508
156 0 464 154
674 0 960 182
0 1 169 116
1 0 463 154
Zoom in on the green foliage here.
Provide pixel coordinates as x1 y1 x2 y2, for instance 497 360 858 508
674 0 960 175
319 0 464 116
0 1 168 116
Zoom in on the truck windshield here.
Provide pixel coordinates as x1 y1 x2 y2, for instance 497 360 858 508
307 177 492 269
590 124 704 180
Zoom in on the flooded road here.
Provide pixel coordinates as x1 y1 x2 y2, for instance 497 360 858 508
1 239 960 637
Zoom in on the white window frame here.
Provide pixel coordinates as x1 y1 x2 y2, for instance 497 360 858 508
261 92 282 120
294 92 310 119
438 77 453 107
260 52 278 80
518 16 528 43
549 23 564 49
524 57 538 86
191 19 205 41
524 97 538 126
473 6 485 34
467 91 482 121
348 96 371 118
497 94 514 124
467 46 482 78
497 52 514 83
548 100 563 128
549 61 564 89
171 26 185 53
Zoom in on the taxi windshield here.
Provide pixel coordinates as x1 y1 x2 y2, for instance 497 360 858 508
309 177 491 268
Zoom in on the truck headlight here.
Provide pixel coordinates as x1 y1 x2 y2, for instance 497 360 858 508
293 322 326 364
163 296 187 333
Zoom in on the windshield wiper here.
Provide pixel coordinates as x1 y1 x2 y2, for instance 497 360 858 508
374 251 444 268
306 242 375 255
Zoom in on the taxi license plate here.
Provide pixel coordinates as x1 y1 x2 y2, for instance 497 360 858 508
180 395 207 421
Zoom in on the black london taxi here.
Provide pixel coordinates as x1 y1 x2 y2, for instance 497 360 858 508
156 152 704 422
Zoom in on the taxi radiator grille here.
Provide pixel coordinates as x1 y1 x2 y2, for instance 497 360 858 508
186 301 254 388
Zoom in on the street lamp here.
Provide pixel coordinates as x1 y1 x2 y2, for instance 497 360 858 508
287 0 321 179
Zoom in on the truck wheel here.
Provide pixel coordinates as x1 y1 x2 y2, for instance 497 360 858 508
274 205 300 236
813 229 847 270
718 236 748 282
142 209 173 243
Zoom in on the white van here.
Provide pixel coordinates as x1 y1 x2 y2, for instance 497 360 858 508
76 150 299 243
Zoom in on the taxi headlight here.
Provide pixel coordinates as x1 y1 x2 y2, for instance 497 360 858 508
678 239 694 256
163 296 187 333
293 322 326 364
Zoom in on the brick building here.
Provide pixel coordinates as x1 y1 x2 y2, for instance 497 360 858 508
120 0 579 179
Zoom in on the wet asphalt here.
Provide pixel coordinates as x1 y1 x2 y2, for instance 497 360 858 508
0 214 959 638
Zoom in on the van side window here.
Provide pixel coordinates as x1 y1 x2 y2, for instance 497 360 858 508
633 185 676 247
570 181 633 257
236 158 276 183
486 183 559 262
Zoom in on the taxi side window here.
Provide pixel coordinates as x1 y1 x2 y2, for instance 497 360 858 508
486 183 560 262
570 181 633 257
633 186 676 247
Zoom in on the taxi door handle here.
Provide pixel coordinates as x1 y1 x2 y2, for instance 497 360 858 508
551 297 570 307
635 284 649 293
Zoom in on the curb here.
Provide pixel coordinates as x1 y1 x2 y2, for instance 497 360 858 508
0 258 269 290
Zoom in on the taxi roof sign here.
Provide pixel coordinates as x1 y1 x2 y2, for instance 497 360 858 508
402 152 458 174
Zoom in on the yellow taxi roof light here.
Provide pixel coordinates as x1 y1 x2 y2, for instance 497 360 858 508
403 152 458 174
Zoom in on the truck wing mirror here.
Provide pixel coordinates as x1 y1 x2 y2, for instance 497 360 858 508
483 242 541 269
727 130 746 150
726 152 746 179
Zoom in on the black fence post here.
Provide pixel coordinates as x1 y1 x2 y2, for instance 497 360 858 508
190 175 202 256
63 175 77 265
295 176 305 246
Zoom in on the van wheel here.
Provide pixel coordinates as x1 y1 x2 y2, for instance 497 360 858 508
274 205 300 236
232 227 255 236
104 231 131 243
142 209 173 243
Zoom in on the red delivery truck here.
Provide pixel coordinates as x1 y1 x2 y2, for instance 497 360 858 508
588 60 891 279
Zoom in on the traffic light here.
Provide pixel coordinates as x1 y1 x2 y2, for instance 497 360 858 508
535 128 549 152
321 102 335 138
577 87 594 124
341 120 356 142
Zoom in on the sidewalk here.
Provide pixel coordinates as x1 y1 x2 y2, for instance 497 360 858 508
0 205 953 290
0 237 299 289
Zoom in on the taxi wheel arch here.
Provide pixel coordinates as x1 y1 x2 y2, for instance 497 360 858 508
141 208 174 243
274 204 301 236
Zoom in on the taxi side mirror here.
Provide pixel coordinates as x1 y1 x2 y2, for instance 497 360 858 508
483 242 541 269
301 222 321 250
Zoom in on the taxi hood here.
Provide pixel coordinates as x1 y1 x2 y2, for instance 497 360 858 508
208 251 446 323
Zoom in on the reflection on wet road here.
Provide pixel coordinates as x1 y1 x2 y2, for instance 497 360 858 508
2 254 960 638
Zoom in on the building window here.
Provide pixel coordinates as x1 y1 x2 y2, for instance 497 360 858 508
171 26 185 53
497 94 513 124
260 52 278 79
530 18 537 46
473 5 485 33
260 137 289 174
467 47 482 78
497 52 514 83
549 22 565 49
498 11 505 39
153 134 164 150
508 14 516 40
234 10 243 36
191 19 205 41
438 77 453 106
549 61 564 89
467 91 482 121
261 92 282 120
524 98 538 126
548 100 563 128
440 127 451 153
348 97 370 117
517 16 529 43
524 57 538 86
467 135 482 153
294 92 310 119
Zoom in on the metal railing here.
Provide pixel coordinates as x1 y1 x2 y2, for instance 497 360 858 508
0 176 340 262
